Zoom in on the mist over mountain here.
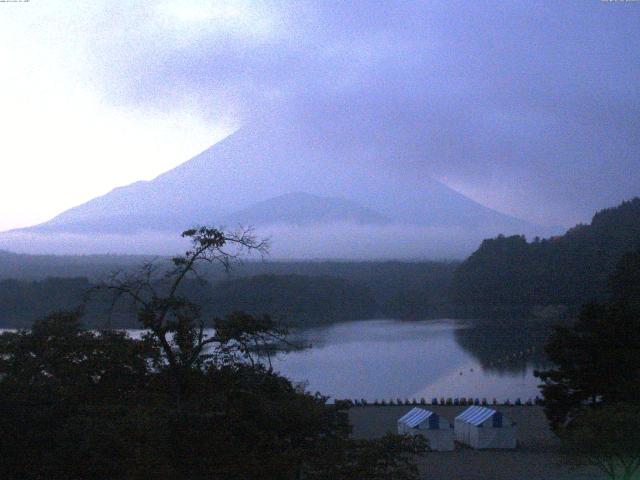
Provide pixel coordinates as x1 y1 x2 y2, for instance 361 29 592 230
222 193 389 226
0 122 556 258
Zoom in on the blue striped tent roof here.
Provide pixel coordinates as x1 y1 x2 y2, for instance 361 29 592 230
455 406 497 426
398 408 433 428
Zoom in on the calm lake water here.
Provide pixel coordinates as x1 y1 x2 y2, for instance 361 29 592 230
271 319 549 402
0 318 551 402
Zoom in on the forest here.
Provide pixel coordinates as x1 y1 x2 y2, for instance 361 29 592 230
1 198 639 327
0 263 456 328
451 198 640 317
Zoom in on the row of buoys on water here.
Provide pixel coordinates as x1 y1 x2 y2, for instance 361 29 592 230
488 346 536 367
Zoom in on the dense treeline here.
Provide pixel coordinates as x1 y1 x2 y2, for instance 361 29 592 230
0 277 92 327
534 250 640 479
451 198 640 317
3 198 639 325
207 261 456 319
0 251 457 287
209 274 377 325
536 249 640 429
0 262 456 328
0 251 151 280
0 254 457 321
0 273 432 328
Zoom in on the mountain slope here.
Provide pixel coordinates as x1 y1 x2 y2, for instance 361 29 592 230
21 124 534 232
222 193 389 226
1 122 550 257
451 197 640 312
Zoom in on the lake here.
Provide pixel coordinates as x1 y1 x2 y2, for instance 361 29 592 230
0 318 551 402
271 319 550 402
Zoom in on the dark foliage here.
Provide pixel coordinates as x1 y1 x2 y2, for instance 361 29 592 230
0 226 428 479
0 277 92 327
535 250 640 430
0 262 457 328
218 261 456 319
0 313 346 480
453 320 551 374
0 312 158 480
305 434 429 480
209 274 377 325
561 404 640 480
451 198 640 316
0 250 151 280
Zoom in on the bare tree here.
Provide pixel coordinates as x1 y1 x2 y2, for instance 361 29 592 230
98 226 276 410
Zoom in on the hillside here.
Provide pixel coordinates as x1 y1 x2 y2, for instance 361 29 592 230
208 274 378 325
0 259 457 328
0 122 549 258
23 125 534 232
222 192 389 226
451 198 640 316
0 250 152 280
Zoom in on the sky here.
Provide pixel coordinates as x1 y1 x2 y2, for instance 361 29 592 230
1 0 639 232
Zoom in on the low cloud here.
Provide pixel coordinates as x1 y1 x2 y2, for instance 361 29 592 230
0 220 556 260
82 1 640 226
3 1 638 230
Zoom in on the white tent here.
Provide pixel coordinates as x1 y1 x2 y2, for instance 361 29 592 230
397 407 454 451
454 406 516 449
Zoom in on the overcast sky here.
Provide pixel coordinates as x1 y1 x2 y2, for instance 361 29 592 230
1 0 638 231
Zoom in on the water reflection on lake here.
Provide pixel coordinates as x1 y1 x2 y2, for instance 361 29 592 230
0 318 552 402
271 319 551 402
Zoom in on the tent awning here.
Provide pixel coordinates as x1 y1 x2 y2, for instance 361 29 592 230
455 406 499 426
398 407 434 428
